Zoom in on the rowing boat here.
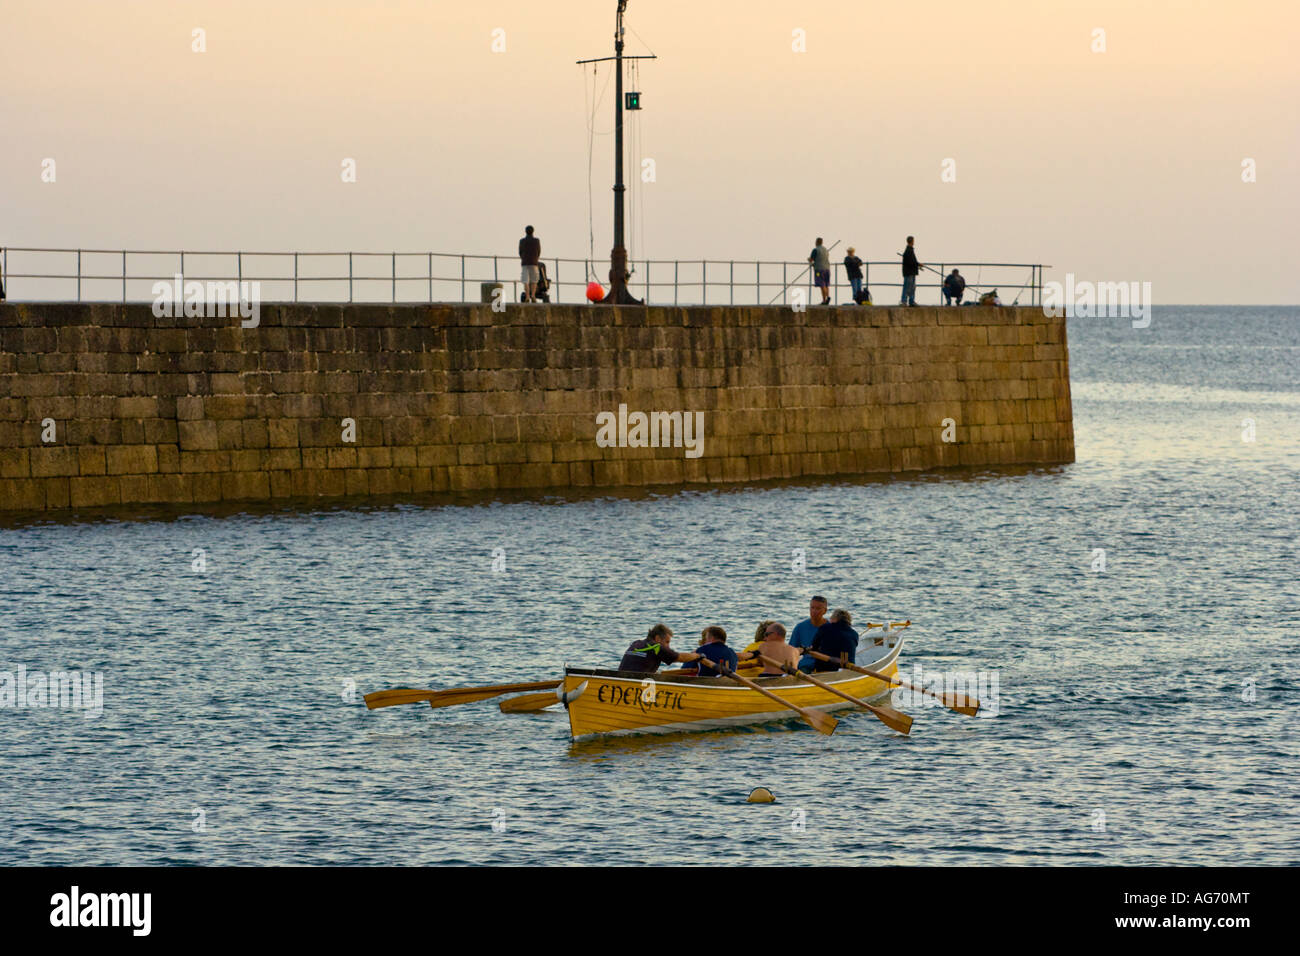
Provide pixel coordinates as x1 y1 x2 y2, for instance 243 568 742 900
560 634 904 740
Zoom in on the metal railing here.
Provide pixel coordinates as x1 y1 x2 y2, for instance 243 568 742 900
0 247 1046 307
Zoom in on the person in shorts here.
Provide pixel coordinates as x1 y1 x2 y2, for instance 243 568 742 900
808 238 831 306
519 225 541 303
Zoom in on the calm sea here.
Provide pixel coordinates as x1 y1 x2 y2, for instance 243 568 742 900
1 306 1296 865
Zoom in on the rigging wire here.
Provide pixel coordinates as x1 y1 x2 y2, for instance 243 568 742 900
579 23 655 289
583 62 614 281
627 58 637 279
635 59 647 292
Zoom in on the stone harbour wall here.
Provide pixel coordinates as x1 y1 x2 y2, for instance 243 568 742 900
0 302 1074 512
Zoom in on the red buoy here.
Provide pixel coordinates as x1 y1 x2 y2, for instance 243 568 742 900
586 281 605 302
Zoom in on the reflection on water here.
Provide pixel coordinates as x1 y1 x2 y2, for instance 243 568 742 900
0 307 1297 865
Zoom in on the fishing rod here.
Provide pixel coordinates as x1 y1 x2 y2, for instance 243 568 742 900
767 239 841 305
896 252 992 305
895 253 977 286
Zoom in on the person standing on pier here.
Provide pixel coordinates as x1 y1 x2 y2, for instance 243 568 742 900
809 238 832 306
519 225 542 303
901 236 922 307
843 248 865 304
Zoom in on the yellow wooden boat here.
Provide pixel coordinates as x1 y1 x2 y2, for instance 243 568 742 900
561 635 903 740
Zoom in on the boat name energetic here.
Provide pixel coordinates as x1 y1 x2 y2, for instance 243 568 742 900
597 680 688 714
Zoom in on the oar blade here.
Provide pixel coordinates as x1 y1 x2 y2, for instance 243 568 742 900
427 689 503 709
940 693 981 716
805 709 838 736
868 702 913 736
364 688 434 709
499 691 560 713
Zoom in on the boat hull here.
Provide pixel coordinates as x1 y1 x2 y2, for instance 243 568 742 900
563 639 903 740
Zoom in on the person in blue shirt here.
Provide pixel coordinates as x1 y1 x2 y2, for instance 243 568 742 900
811 609 860 672
692 626 740 676
789 595 829 672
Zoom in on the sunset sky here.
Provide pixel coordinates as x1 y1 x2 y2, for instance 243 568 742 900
2 0 1297 303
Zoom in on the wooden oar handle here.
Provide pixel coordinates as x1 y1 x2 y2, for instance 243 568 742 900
698 658 835 733
809 650 894 681
761 654 912 735
757 654 798 675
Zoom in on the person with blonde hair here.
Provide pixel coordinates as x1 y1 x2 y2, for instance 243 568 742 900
736 620 774 676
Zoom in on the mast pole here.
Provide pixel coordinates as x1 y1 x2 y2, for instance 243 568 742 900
607 1 631 303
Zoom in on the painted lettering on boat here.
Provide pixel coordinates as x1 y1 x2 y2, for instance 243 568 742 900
596 681 687 714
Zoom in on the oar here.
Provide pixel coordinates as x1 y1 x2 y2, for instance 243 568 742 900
698 658 837 736
499 690 562 713
809 651 979 717
862 619 911 644
759 655 912 735
363 680 561 710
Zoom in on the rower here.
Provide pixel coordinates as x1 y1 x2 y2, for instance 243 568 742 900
739 621 800 676
737 620 774 676
694 626 739 676
810 609 859 672
790 595 829 672
619 624 702 674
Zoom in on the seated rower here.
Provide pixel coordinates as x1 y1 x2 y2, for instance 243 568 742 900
619 623 702 674
739 621 800 676
675 629 712 675
693 626 739 676
737 620 775 676
810 609 859 672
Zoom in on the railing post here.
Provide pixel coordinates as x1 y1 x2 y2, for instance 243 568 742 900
783 262 787 306
674 260 678 306
348 252 353 303
392 252 396 303
294 252 299 303
122 250 126 302
77 249 82 301
460 255 465 303
428 253 433 303
729 260 734 305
